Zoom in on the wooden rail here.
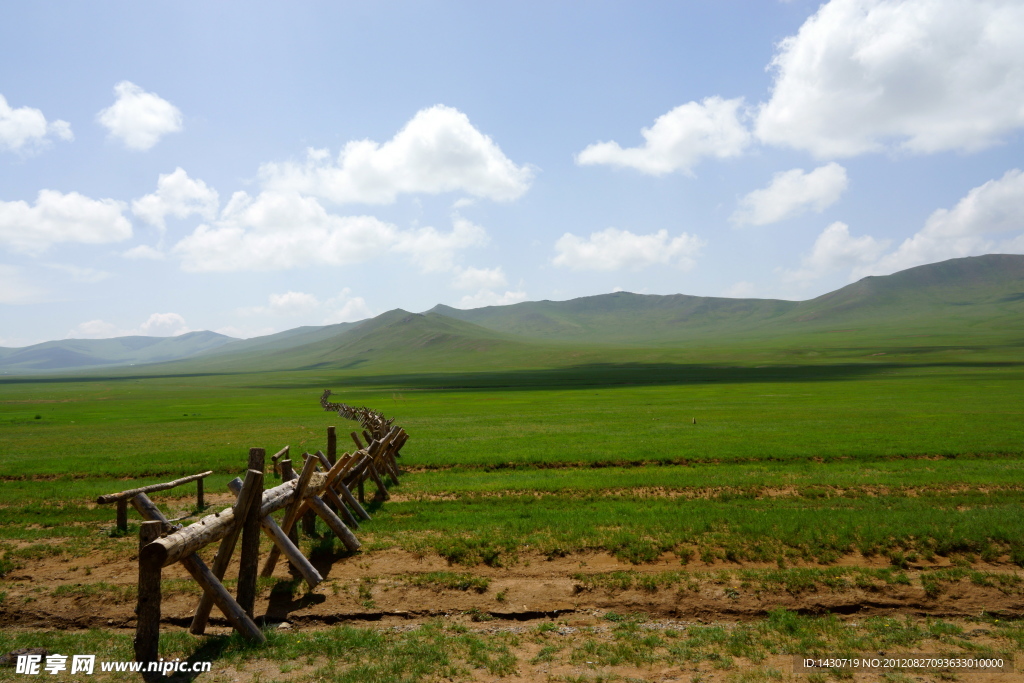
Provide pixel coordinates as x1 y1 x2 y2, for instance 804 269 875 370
129 394 408 668
98 471 213 533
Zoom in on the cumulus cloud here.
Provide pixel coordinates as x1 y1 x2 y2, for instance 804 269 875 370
132 168 219 230
240 288 374 324
0 264 47 304
457 289 527 309
781 222 890 283
173 191 489 273
0 190 131 254
122 245 165 260
323 289 373 324
553 227 706 271
756 0 1024 157
450 265 507 291
259 105 532 204
392 217 488 273
172 191 399 272
732 163 848 226
66 312 190 339
97 81 183 151
858 168 1024 277
0 94 73 152
576 97 751 175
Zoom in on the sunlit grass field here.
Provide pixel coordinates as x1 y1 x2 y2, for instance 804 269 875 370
2 347 1023 568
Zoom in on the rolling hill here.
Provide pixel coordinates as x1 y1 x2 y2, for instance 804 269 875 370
4 254 1023 375
0 330 237 374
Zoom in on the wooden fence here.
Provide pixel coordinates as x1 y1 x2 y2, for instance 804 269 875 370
98 471 212 533
128 393 408 671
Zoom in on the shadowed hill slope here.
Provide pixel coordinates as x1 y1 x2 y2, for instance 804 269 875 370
432 254 1024 345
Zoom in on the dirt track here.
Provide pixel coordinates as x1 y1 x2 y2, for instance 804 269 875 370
4 546 1024 631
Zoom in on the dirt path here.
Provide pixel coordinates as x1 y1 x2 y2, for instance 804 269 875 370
4 547 1024 631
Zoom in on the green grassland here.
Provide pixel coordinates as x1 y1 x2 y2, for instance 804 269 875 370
1 255 1023 569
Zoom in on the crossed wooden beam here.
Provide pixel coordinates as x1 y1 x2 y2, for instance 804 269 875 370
133 416 409 668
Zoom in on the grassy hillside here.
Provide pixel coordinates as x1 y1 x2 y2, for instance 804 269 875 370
435 254 1024 347
5 254 1023 378
0 330 236 374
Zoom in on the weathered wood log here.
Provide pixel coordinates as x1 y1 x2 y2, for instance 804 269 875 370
196 477 205 511
337 480 370 521
227 478 323 589
300 454 318 537
141 474 326 569
271 445 289 479
116 499 128 532
307 496 361 551
279 459 299 547
237 449 265 618
312 452 359 528
180 552 265 643
189 469 261 635
365 459 389 501
134 521 163 668
350 431 365 450
131 491 266 642
130 493 176 531
97 471 214 504
261 454 318 578
327 427 337 466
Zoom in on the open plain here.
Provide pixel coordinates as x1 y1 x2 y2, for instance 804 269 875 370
2 256 1024 681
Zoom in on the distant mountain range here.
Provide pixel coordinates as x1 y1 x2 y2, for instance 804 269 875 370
3 254 1023 375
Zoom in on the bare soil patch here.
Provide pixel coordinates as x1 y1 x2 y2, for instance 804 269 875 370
4 548 1024 631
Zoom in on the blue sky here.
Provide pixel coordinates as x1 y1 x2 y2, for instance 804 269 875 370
2 0 1023 345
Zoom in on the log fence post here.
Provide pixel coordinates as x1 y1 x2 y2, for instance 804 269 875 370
236 448 264 619
116 499 128 533
227 477 323 589
134 520 163 669
189 468 261 635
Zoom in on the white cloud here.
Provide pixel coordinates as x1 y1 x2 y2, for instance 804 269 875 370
65 312 190 339
97 81 183 151
44 263 111 284
260 105 532 204
457 289 527 309
782 221 890 283
240 288 373 324
451 265 507 291
553 227 706 271
732 163 848 226
122 245 165 260
174 190 490 274
858 168 1024 276
722 281 757 298
0 94 73 152
66 319 121 339
173 191 398 272
0 190 131 254
0 264 47 304
392 217 489 273
267 291 320 315
139 313 190 336
324 289 373 323
756 0 1024 157
576 97 751 175
132 168 219 230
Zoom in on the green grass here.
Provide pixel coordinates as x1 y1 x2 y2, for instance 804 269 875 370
0 612 1016 682
1 306 1022 564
